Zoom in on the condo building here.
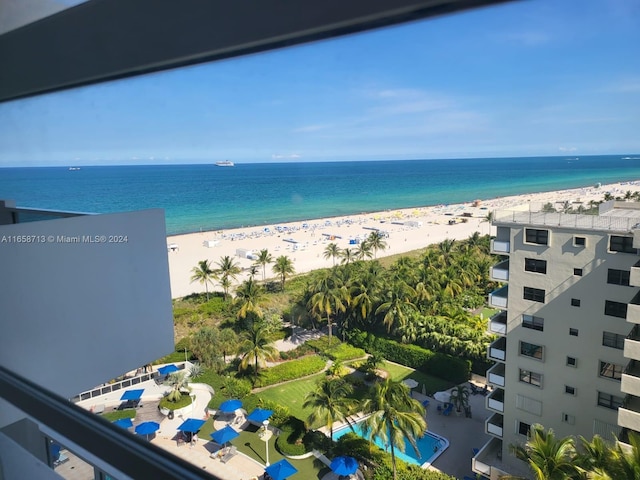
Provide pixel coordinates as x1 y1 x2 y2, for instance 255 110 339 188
472 200 640 479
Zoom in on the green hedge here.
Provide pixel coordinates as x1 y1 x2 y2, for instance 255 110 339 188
275 418 308 456
306 338 366 362
254 356 326 388
347 330 470 384
159 394 193 410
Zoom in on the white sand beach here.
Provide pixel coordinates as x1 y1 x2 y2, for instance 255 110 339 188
167 180 640 299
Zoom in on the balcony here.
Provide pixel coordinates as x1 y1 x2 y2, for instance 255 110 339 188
491 239 510 254
631 260 640 288
487 363 506 387
488 336 507 362
627 292 640 324
489 286 508 309
487 387 504 413
490 260 509 282
618 396 640 432
489 310 507 335
486 412 504 438
622 360 640 397
625 326 640 361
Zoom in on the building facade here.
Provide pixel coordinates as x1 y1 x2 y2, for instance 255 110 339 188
473 201 640 479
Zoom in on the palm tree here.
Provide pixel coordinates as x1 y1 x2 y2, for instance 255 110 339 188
238 322 278 378
215 256 241 300
360 379 426 480
367 231 388 259
323 243 342 267
235 277 264 319
449 384 470 414
247 265 259 279
510 424 579 480
303 377 353 437
190 259 217 300
308 271 348 344
577 434 615 477
341 248 355 265
609 431 640 479
375 282 417 332
255 249 273 281
355 241 373 260
272 255 295 291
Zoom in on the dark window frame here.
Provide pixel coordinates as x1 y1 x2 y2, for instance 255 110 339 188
607 269 631 286
597 391 623 410
599 361 623 381
569 328 579 336
524 287 545 303
609 235 637 254
571 298 581 307
574 236 586 247
524 258 547 274
567 356 577 367
565 385 576 395
522 314 544 331
525 228 549 245
602 331 625 349
574 268 583 276
520 341 544 360
519 369 542 387
517 421 531 436
604 300 628 319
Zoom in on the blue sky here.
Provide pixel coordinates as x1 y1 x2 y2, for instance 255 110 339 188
1 0 639 166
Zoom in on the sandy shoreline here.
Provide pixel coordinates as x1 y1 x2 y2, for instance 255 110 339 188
167 180 640 299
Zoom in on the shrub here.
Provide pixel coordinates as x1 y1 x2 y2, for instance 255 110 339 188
159 394 193 410
254 356 326 388
221 377 252 399
279 343 314 360
275 417 309 456
306 337 366 362
257 399 290 428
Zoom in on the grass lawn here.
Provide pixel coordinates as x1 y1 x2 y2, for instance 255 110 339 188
255 373 326 421
199 423 329 479
101 409 136 422
481 307 499 319
381 361 455 395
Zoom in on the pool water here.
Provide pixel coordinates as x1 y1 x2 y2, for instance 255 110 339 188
332 420 449 467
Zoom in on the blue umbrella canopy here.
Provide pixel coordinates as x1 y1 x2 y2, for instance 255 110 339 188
219 399 242 413
330 456 359 476
135 421 160 436
120 389 144 401
247 408 273 423
265 459 298 480
113 418 133 428
178 418 206 433
210 425 239 445
158 364 180 375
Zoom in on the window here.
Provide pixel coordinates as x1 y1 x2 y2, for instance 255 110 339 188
522 314 544 331
571 298 580 307
562 413 576 425
602 331 625 349
597 392 623 410
565 385 576 395
524 287 545 303
517 421 531 436
574 236 586 247
569 328 579 336
520 341 543 360
599 361 623 381
609 235 637 253
525 258 547 274
519 369 542 387
604 300 628 319
574 268 583 276
567 356 577 367
525 229 549 245
608 269 631 286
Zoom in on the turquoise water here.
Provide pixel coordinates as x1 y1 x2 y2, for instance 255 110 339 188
1 155 639 235
332 421 448 467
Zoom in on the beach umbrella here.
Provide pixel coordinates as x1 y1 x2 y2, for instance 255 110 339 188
211 425 239 446
247 408 273 423
330 456 359 476
433 391 451 403
265 459 298 480
219 399 242 413
403 379 419 389
120 389 144 401
135 421 160 440
158 364 179 375
113 418 133 428
177 418 206 433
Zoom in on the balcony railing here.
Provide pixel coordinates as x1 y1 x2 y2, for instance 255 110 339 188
618 396 640 433
490 260 509 282
489 310 507 335
625 326 640 361
486 413 504 438
487 363 506 387
631 260 640 288
0 365 218 480
628 292 640 324
488 336 507 362
622 360 640 397
493 209 640 232
489 286 508 309
490 239 510 254
487 388 505 413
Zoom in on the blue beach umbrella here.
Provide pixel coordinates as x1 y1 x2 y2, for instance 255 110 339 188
135 421 160 439
120 389 144 401
178 418 206 433
219 399 242 413
158 364 179 375
247 408 273 423
210 425 239 445
113 418 133 429
330 455 359 476
265 459 298 480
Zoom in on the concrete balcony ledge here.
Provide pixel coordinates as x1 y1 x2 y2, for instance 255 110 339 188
630 260 640 287
487 388 505 413
619 400 640 432
625 330 640 361
489 286 508 309
488 337 507 362
629 292 640 324
488 363 506 387
490 260 509 282
490 239 510 254
472 437 517 480
489 311 507 335
486 413 504 438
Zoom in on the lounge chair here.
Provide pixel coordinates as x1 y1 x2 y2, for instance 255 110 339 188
220 446 237 463
442 404 453 416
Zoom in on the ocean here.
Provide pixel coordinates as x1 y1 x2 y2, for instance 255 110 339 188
1 155 640 235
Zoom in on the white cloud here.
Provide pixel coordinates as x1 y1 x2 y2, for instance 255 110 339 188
271 153 302 159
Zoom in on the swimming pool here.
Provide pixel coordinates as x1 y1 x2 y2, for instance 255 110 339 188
331 419 449 468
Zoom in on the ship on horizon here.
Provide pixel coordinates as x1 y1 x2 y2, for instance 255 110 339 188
215 160 234 167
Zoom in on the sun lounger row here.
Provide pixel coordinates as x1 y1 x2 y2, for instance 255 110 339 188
211 445 237 463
